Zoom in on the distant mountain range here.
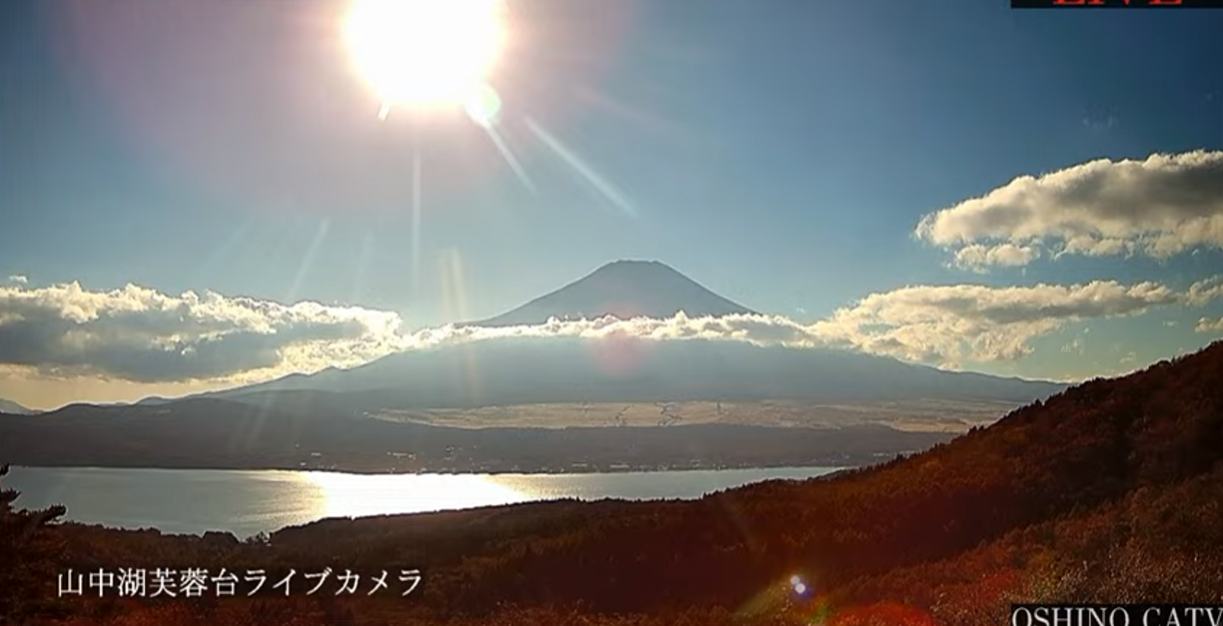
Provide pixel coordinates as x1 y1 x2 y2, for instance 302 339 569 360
0 398 35 415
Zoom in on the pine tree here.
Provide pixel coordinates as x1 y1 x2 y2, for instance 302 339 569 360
0 463 70 626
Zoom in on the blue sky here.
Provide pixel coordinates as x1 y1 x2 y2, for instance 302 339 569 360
1 0 1221 408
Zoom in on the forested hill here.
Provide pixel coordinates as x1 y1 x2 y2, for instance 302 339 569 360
4 342 1222 626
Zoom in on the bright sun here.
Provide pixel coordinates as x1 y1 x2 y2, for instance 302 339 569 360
344 0 505 117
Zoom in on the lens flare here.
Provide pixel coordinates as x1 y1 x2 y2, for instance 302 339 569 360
525 117 638 217
465 83 503 128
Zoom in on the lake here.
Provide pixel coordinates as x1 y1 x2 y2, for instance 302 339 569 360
4 466 840 538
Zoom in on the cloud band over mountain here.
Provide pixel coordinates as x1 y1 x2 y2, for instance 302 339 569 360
2 276 1220 385
915 150 1223 271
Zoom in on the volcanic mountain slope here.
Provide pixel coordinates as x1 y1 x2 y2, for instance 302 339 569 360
203 260 1063 410
222 337 1065 408
463 259 756 327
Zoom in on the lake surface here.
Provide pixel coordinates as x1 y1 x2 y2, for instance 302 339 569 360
5 466 839 538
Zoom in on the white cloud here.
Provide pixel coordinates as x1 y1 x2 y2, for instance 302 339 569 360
0 277 1209 385
7 275 28 284
1187 275 1223 307
915 150 1223 269
952 243 1041 272
1197 317 1223 334
1061 338 1084 354
0 282 409 384
804 280 1179 367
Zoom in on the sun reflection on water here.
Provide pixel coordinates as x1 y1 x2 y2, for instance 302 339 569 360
303 471 531 520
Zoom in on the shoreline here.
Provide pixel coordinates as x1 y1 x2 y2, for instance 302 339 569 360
8 460 861 477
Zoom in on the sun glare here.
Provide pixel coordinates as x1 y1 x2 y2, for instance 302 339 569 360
344 0 506 116
305 471 529 520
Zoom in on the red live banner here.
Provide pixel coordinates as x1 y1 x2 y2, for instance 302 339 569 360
1012 0 1223 7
